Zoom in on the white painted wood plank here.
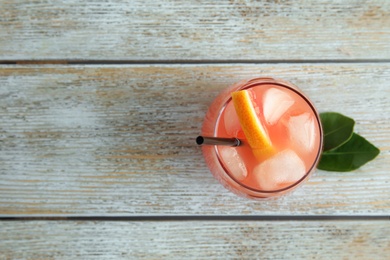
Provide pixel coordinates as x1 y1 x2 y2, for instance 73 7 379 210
1 221 389 259
0 64 389 215
1 0 390 60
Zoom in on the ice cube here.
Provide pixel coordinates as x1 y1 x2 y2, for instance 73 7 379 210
224 101 241 136
288 113 316 152
219 147 248 181
263 88 295 125
253 149 306 190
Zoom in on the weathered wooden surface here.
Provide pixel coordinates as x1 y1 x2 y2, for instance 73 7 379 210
1 220 389 259
1 0 390 60
1 1 390 257
1 64 389 216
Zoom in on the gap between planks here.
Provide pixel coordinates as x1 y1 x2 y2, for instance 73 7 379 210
0 215 389 222
1 59 390 65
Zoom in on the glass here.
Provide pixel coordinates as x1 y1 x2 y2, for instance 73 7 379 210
200 78 323 199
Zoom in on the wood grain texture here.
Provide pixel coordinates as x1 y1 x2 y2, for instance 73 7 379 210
0 64 389 216
1 0 390 60
1 220 389 259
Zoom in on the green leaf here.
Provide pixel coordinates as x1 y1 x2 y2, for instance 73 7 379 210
317 133 380 172
320 112 355 151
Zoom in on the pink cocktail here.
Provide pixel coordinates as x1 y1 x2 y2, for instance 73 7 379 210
200 78 323 199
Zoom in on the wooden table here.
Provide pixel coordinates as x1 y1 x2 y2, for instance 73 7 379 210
1 1 389 259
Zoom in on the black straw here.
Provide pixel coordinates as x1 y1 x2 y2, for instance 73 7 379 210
196 136 241 147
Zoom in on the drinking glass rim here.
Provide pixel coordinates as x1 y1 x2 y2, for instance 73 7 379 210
213 78 324 194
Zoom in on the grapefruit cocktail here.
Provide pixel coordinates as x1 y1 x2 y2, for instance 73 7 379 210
199 78 323 199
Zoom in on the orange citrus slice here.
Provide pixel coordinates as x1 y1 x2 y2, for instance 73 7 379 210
231 90 275 159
